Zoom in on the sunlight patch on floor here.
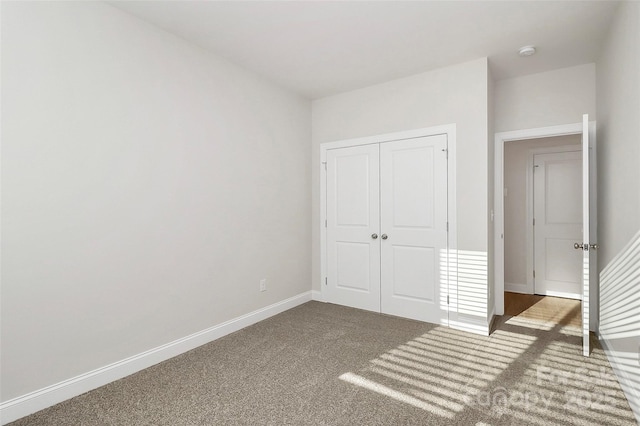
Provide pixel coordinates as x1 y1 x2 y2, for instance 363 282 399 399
339 372 456 418
505 315 556 331
337 293 634 424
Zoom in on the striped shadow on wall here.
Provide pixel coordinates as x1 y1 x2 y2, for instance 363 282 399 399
598 229 640 423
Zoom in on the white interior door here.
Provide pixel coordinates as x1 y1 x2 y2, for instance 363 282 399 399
580 114 591 357
533 151 583 299
379 135 448 324
326 144 380 312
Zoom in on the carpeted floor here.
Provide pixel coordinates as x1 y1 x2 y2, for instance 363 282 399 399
9 301 637 425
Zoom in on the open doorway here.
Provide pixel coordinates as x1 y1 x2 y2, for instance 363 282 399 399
503 135 582 327
504 292 581 328
503 136 581 297
494 117 597 356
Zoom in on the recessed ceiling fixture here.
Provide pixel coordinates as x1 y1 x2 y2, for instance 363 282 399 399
518 45 537 57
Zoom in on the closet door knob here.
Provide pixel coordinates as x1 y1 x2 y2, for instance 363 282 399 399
371 233 378 239
381 234 388 240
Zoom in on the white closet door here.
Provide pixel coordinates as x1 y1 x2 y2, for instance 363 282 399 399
326 144 381 312
533 151 583 299
379 135 448 324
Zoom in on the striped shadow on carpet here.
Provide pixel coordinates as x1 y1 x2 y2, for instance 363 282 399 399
9 301 637 425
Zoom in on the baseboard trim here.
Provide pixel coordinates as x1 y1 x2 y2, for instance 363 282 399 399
0 291 313 425
536 289 581 300
504 282 530 294
449 318 490 336
598 334 640 425
487 308 496 333
311 290 323 301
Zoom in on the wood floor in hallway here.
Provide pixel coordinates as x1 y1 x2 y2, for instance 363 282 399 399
504 291 582 328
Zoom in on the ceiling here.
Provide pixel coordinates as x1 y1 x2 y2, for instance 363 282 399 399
110 1 620 99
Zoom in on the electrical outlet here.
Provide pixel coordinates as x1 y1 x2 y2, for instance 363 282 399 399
259 279 267 292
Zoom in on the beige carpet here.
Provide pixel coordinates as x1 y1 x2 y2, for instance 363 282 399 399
9 301 637 425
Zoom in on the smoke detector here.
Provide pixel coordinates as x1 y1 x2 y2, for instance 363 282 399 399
518 46 537 57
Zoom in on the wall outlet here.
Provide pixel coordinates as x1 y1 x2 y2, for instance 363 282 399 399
259 279 267 292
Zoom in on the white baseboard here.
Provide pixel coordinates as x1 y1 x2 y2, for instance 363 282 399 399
504 282 530 294
598 334 640 425
488 307 496 333
536 289 581 300
0 291 313 425
449 317 491 336
504 285 581 301
311 290 323 301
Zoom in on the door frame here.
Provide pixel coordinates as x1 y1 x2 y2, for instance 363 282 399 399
319 124 457 321
494 122 597 330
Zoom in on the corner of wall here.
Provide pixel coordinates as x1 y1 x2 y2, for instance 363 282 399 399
487 62 496 321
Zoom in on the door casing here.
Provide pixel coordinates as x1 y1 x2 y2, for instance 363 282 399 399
494 122 597 331
319 125 458 324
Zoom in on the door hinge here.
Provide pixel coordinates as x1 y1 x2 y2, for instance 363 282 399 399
323 162 327 170
447 295 450 305
533 270 536 278
325 277 328 286
446 222 449 232
325 219 327 228
533 218 535 226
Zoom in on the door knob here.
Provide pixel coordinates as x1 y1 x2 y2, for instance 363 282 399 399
371 233 378 239
574 242 597 251
381 234 388 240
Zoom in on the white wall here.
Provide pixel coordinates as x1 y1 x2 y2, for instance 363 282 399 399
596 0 640 421
597 1 640 269
503 135 580 290
312 58 490 324
495 63 596 133
1 2 311 402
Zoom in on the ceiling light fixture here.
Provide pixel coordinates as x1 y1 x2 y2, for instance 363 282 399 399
518 45 537 57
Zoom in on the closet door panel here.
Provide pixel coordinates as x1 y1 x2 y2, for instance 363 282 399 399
380 135 448 324
326 145 381 312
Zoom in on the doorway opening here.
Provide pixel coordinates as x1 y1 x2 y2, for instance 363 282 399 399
504 292 581 328
493 117 597 356
503 135 582 305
